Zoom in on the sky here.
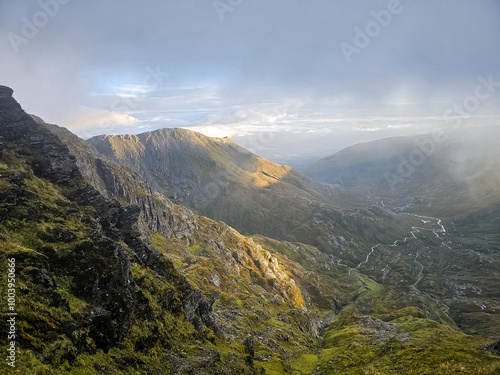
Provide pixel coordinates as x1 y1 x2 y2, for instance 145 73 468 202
1 0 500 165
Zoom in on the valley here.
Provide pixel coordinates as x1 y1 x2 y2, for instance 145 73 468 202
0 85 499 374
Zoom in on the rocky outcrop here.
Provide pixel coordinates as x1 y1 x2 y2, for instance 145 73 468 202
0 86 80 184
479 338 500 356
196 221 306 310
358 316 406 345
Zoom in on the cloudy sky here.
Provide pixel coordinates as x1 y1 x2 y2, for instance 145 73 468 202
1 0 500 165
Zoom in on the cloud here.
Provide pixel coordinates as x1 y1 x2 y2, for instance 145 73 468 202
1 0 500 162
62 106 139 137
352 124 413 132
110 84 155 98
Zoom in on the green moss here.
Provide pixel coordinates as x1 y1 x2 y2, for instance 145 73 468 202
379 306 426 321
187 244 202 255
55 276 88 314
315 304 500 374
258 359 291 374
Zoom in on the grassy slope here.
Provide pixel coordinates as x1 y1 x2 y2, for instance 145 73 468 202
249 236 500 374
0 148 265 374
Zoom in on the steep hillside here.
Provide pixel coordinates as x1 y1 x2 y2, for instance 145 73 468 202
88 129 335 236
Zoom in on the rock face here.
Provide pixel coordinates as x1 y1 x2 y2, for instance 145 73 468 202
0 86 80 184
0 85 14 97
87 129 333 240
479 338 500 356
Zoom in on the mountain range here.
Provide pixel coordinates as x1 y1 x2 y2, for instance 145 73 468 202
1 85 499 374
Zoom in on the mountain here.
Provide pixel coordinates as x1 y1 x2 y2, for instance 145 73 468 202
302 127 500 219
302 127 500 338
87 129 419 266
87 129 339 238
70 122 500 343
0 86 328 373
1 85 500 374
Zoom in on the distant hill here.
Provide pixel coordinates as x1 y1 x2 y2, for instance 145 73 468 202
302 127 500 218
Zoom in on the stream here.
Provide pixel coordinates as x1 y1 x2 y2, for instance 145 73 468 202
345 196 459 301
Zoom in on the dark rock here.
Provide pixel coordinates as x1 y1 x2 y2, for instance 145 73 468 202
244 338 255 366
0 86 80 184
24 268 55 289
0 85 14 97
183 289 217 333
479 338 500 356
117 205 141 230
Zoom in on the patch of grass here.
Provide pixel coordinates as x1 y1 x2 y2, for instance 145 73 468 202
55 276 88 314
290 353 318 374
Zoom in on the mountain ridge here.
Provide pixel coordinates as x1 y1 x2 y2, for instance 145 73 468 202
87 126 420 264
84 120 500 342
0 86 330 373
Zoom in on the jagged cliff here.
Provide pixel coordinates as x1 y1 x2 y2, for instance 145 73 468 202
0 85 222 363
35 120 196 241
